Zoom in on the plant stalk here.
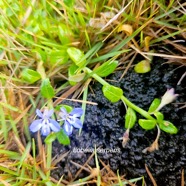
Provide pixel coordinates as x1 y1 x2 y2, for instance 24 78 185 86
84 67 155 121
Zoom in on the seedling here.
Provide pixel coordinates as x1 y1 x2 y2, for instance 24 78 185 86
66 47 178 152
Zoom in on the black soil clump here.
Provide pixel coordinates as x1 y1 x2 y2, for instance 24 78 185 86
51 58 186 186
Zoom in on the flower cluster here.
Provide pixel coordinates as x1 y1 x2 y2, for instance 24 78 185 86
58 107 83 135
29 107 83 136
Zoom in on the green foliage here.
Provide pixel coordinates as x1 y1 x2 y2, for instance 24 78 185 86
125 108 136 129
40 78 55 99
138 119 156 130
45 130 71 146
21 68 41 84
0 106 8 141
148 98 161 113
67 47 86 67
68 64 85 85
44 132 57 144
0 0 184 183
68 72 85 84
58 24 73 44
94 60 118 77
154 112 164 124
63 0 75 7
134 60 151 73
55 104 73 112
56 129 70 145
48 49 69 66
34 49 47 62
159 121 178 134
102 85 123 103
68 64 79 85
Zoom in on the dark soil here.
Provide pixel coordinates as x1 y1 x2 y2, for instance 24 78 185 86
51 58 186 186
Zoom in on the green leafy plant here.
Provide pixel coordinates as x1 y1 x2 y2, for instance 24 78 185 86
66 47 178 152
1 0 185 184
21 68 41 84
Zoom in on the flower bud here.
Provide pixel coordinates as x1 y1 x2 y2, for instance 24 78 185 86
121 129 130 148
156 88 178 111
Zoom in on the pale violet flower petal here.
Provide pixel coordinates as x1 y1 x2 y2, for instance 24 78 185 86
71 118 82 129
156 88 178 111
59 107 68 120
161 88 178 105
43 109 53 118
29 119 43 132
70 108 83 117
48 119 61 132
30 109 60 136
41 125 51 136
59 107 84 136
60 107 68 114
36 109 43 118
63 122 73 136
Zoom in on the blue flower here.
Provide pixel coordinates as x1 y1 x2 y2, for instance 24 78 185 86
59 107 83 135
29 109 61 136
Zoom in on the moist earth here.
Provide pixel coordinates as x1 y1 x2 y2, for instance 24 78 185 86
51 58 186 186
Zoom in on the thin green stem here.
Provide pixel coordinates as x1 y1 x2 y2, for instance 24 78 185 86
84 67 155 121
121 96 155 120
46 142 52 179
84 67 109 86
32 138 37 180
79 85 88 135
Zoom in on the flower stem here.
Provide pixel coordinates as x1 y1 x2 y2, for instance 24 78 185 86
84 67 155 121
121 96 155 120
46 142 52 178
84 67 109 86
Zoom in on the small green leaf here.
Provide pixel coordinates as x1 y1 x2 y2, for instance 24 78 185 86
134 60 151 73
21 68 41 84
33 48 47 62
67 47 86 67
139 119 156 130
40 78 55 99
58 25 73 44
63 0 75 7
125 108 136 129
148 98 161 113
102 85 123 103
94 60 118 77
45 133 57 144
68 73 85 83
56 129 70 145
55 104 73 112
0 60 8 66
154 112 164 124
159 120 178 134
68 64 78 85
68 63 85 83
48 50 69 66
37 61 46 80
